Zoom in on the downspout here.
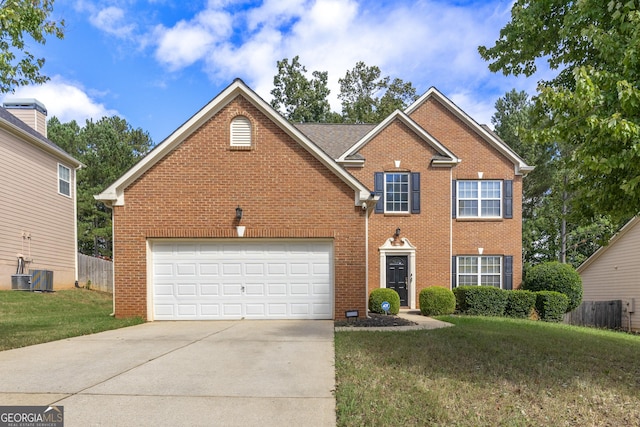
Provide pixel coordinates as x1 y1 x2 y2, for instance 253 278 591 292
450 168 454 289
73 165 81 286
365 206 369 319
110 207 115 317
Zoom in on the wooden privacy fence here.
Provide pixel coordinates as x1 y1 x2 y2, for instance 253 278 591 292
77 253 113 293
564 300 622 330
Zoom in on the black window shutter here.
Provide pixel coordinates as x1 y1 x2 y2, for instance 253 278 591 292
503 255 513 290
452 180 457 219
374 172 384 213
411 172 420 214
452 256 457 288
503 180 513 219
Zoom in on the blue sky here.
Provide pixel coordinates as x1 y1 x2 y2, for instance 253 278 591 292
3 0 551 144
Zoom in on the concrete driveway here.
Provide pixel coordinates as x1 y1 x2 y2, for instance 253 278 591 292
0 320 335 426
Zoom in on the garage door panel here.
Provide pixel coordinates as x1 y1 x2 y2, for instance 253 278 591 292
152 240 333 320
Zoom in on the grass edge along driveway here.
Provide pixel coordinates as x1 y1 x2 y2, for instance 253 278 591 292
335 316 640 427
0 288 143 351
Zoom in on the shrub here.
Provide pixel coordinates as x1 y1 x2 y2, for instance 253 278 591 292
368 288 400 315
419 287 456 316
523 261 583 312
453 286 508 316
505 290 537 319
535 291 569 322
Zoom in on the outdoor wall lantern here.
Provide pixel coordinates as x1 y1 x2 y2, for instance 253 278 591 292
395 228 401 237
235 206 243 221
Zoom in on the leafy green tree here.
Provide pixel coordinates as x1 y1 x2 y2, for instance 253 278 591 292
0 0 64 93
338 62 418 123
479 0 640 223
492 89 620 269
270 56 332 123
48 116 152 257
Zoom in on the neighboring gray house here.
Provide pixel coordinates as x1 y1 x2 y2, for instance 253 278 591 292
0 99 83 290
578 217 640 332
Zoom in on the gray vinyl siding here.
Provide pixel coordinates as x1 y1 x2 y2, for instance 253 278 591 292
0 130 76 288
579 218 640 331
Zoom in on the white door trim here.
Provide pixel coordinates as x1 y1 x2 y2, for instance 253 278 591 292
379 238 417 309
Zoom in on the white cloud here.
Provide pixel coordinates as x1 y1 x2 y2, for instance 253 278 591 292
449 91 497 128
89 6 135 38
2 76 118 124
153 9 232 70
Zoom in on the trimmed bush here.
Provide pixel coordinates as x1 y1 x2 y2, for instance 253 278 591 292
535 291 569 322
523 261 583 312
453 286 508 316
368 288 400 315
419 287 456 316
505 290 537 319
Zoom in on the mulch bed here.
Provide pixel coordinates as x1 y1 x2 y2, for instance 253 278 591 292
334 312 418 327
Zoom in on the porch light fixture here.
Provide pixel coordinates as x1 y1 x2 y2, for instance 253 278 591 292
235 206 243 221
395 228 401 237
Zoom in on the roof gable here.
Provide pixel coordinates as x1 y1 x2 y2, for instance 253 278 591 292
405 87 533 175
577 217 640 273
95 79 374 208
337 110 460 166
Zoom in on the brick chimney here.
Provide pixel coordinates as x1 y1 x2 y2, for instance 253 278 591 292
3 98 48 137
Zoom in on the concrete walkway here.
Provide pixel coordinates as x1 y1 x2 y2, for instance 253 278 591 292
0 320 335 427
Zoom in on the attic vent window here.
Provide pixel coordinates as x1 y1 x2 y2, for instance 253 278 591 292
230 116 252 147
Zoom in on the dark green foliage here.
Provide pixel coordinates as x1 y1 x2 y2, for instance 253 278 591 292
368 288 400 315
48 116 152 257
523 261 583 311
453 286 508 317
419 287 456 316
505 290 537 318
535 291 569 322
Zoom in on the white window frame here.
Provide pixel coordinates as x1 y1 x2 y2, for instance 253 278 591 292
230 116 252 147
58 163 71 197
456 256 502 288
384 172 410 213
457 180 502 218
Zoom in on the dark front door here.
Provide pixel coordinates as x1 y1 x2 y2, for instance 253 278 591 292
386 256 408 306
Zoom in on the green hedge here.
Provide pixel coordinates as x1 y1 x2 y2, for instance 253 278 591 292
419 287 456 316
453 286 507 316
535 291 569 322
523 261 583 312
505 290 537 319
368 288 400 315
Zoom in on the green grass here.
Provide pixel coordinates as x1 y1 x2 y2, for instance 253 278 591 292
335 316 640 426
0 288 143 351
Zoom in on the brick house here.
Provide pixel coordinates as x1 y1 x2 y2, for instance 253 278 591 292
96 79 531 320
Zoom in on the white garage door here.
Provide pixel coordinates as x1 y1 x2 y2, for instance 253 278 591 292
151 240 333 320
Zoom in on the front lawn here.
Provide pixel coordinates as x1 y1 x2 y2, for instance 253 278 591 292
0 288 143 351
335 316 640 426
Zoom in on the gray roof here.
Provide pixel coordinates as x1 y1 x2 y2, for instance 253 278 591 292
0 107 81 166
295 123 376 159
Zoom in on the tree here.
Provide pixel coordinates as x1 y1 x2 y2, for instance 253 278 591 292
0 0 64 93
479 0 640 223
270 56 333 123
492 89 620 269
48 116 152 257
338 62 418 123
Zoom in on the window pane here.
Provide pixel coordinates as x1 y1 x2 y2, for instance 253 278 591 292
458 200 478 216
481 181 501 198
458 257 478 274
481 275 501 287
459 275 478 286
458 181 477 198
59 181 70 196
385 173 409 212
481 200 500 216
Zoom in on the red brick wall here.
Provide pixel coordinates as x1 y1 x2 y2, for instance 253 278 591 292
112 95 367 319
348 120 452 304
410 98 523 289
347 97 524 309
